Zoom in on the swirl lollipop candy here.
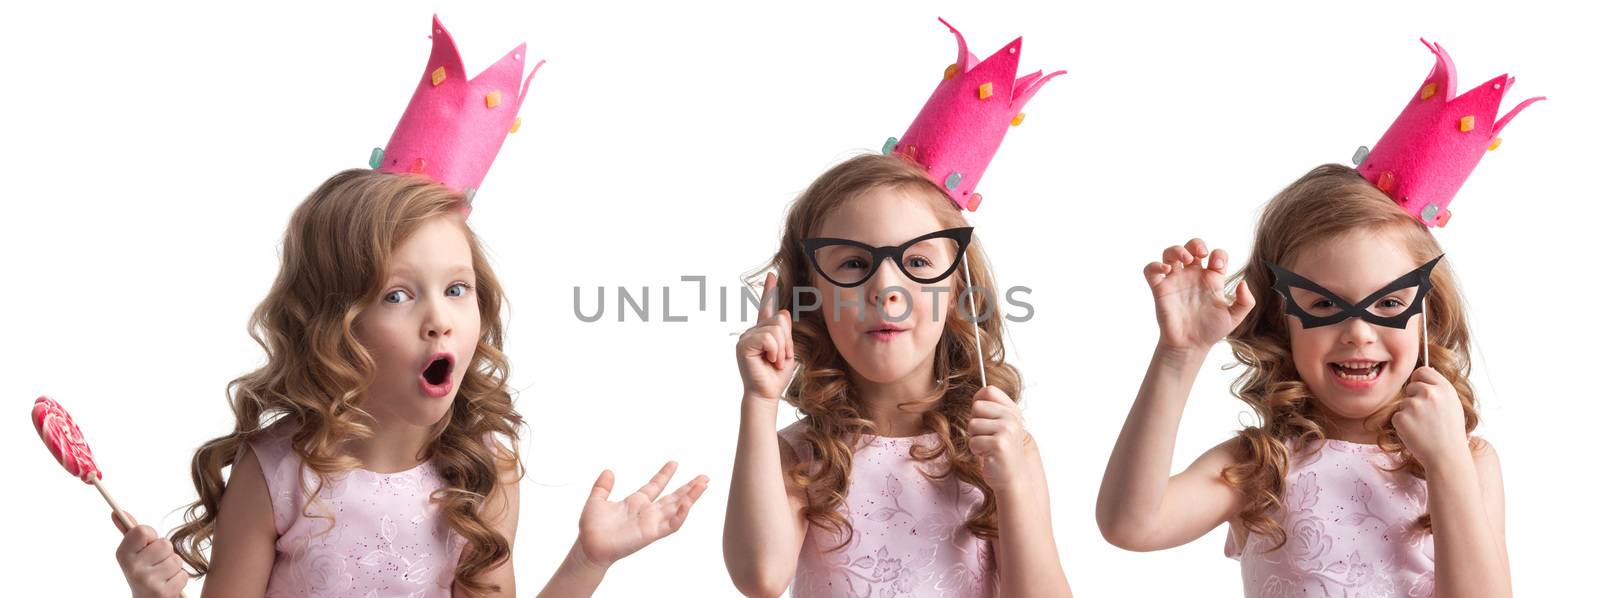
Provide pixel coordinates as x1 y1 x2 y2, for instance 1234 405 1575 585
32 396 135 530
33 397 192 597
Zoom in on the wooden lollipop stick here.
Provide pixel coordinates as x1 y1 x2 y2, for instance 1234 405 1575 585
92 476 136 531
962 258 988 388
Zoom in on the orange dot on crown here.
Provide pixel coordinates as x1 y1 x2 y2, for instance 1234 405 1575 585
1458 116 1475 132
1420 83 1437 101
510 117 521 134
1377 170 1396 192
944 63 959 81
977 82 994 100
431 66 447 87
1488 136 1502 151
486 91 502 109
1011 113 1025 127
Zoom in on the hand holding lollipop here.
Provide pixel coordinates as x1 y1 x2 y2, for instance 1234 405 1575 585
32 396 189 597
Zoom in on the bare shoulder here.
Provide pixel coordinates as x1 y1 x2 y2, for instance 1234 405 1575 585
1469 436 1504 483
1470 436 1501 463
201 444 278 597
485 455 522 528
218 444 275 533
775 426 806 498
1187 435 1248 476
774 420 809 480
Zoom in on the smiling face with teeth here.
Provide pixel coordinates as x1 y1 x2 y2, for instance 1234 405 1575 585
813 185 962 387
354 215 482 429
1284 228 1426 436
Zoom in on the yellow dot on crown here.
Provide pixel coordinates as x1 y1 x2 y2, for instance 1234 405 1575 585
1458 115 1475 132
430 66 447 87
486 91 502 109
1011 113 1026 127
1419 83 1437 101
977 82 993 100
510 117 522 134
944 63 958 80
1488 136 1502 151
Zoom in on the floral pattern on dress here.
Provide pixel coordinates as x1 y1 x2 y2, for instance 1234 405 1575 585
783 423 996 598
251 427 462 597
1232 439 1436 598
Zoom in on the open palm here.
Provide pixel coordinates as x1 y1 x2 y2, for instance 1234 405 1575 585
576 462 709 567
1145 239 1255 350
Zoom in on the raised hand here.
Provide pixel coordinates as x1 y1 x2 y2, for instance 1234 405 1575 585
736 272 797 403
1143 238 1255 352
575 462 710 568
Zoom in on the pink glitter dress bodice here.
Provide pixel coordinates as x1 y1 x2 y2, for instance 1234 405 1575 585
780 421 995 598
248 426 466 597
1226 438 1436 597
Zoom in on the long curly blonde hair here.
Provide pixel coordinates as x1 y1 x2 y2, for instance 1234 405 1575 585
170 169 525 596
1222 164 1479 550
751 153 1022 550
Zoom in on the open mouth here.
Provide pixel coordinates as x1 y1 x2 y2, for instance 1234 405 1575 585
419 352 455 397
1329 360 1385 383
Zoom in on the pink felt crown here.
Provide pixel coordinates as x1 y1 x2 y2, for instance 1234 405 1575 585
1355 39 1543 227
371 15 543 214
884 18 1066 211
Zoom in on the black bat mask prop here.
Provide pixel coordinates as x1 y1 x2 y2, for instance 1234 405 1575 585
1265 254 1444 329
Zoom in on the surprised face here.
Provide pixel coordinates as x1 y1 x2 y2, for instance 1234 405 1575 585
353 215 482 429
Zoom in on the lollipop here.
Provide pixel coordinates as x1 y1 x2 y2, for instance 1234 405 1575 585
32 396 135 531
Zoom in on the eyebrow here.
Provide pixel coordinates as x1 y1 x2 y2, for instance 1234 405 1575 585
387 264 475 278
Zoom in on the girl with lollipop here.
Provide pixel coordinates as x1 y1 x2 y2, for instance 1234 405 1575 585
99 16 708 597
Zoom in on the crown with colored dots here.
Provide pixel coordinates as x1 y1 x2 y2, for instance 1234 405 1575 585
1353 39 1543 228
367 15 543 216
882 18 1066 212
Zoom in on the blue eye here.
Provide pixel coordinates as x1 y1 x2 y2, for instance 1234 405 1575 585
384 289 411 304
447 282 472 297
906 256 932 268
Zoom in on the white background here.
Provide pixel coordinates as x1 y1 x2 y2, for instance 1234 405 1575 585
3 0 1594 595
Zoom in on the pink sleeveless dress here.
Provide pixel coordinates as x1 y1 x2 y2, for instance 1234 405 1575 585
249 425 466 598
1225 438 1436 597
779 421 996 598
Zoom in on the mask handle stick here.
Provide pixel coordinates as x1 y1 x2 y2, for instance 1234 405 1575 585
962 254 987 388
1421 296 1430 368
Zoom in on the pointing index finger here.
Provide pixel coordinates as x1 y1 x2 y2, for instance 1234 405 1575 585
759 272 779 321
